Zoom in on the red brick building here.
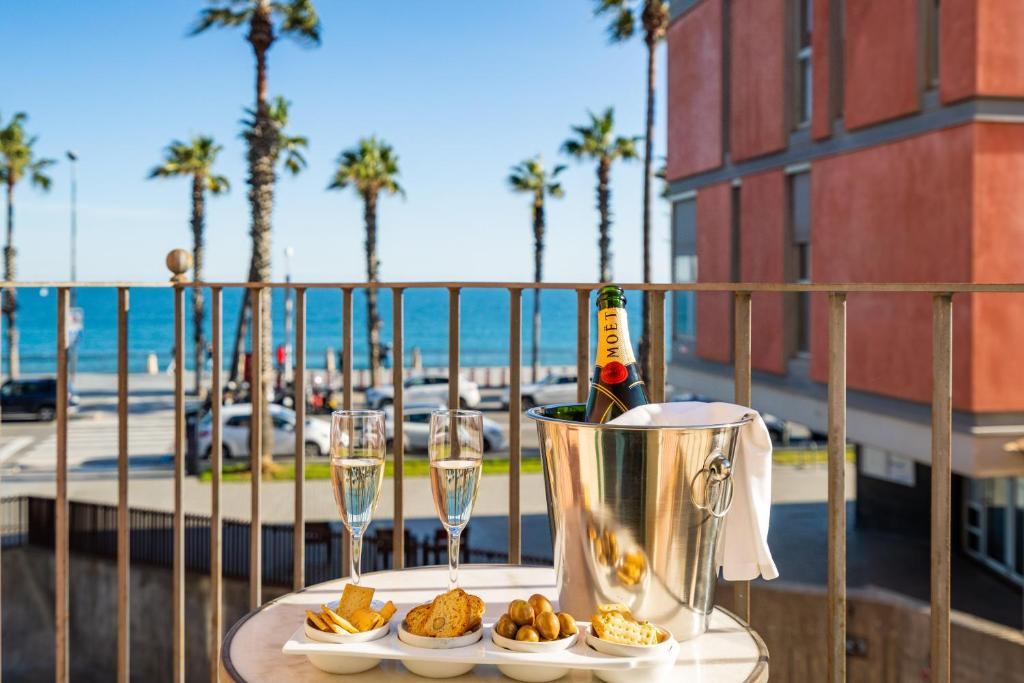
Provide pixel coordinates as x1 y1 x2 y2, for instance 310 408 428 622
666 0 1024 585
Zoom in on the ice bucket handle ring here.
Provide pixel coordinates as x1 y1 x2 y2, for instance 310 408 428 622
689 448 734 519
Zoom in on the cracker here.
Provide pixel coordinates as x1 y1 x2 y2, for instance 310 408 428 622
306 610 329 632
338 584 375 619
591 610 658 646
378 600 397 624
351 607 383 632
321 604 358 633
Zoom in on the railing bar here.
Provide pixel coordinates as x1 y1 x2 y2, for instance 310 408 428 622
508 288 522 564
293 288 306 590
448 287 461 409
576 289 590 403
342 288 353 411
649 291 666 402
732 291 752 621
116 287 130 683
209 287 223 683
249 288 263 608
341 288 353 576
931 293 953 683
55 287 70 683
172 285 185 683
392 288 405 569
0 295 3 680
827 293 847 683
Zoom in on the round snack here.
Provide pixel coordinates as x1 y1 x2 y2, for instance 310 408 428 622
556 612 578 637
508 599 535 627
494 614 519 640
515 625 540 642
535 611 560 640
528 594 553 617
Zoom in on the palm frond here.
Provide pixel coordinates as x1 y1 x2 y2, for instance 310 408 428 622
190 5 252 35
328 136 403 198
207 174 231 194
273 0 321 45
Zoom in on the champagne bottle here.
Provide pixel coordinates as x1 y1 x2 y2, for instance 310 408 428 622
584 285 649 422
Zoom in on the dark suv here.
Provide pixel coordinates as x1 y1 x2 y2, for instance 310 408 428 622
0 378 78 421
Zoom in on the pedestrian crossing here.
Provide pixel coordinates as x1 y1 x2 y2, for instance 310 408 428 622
1 412 175 472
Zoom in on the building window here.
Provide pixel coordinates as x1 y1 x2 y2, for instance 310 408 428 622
964 477 1024 587
793 0 813 129
788 171 811 355
925 0 940 88
672 198 697 341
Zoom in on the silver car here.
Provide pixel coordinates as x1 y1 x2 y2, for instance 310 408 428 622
383 404 507 453
196 403 331 459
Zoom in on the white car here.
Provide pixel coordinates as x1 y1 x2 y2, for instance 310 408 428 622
500 374 579 409
196 404 331 459
365 375 482 410
383 404 507 452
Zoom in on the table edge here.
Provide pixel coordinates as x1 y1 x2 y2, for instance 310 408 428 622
220 566 770 683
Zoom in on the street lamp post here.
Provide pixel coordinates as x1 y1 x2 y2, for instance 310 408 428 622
283 246 294 384
66 151 79 384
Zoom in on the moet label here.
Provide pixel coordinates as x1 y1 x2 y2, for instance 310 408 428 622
595 307 637 367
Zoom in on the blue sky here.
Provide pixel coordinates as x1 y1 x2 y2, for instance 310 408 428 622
3 0 668 283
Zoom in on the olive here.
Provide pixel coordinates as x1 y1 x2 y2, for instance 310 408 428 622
528 594 553 617
508 599 535 626
535 611 560 640
494 615 519 640
556 612 578 637
515 625 540 642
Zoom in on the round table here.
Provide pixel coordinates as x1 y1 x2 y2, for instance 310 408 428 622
221 565 769 682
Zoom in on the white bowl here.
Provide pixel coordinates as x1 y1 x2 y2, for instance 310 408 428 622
397 621 482 678
491 628 579 682
584 627 675 658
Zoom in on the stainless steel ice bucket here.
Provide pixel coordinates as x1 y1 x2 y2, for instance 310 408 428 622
527 403 753 641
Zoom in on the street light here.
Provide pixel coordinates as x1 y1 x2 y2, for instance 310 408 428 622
66 150 79 383
283 246 294 383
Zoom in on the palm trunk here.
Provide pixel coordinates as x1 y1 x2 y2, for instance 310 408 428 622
191 175 206 397
596 158 612 283
3 181 18 379
639 37 658 384
246 8 277 471
531 196 544 383
364 191 382 387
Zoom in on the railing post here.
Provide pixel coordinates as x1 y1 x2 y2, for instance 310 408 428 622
576 289 590 403
931 293 953 683
392 288 406 569
508 288 522 564
648 290 666 402
116 288 130 683
209 286 223 683
172 283 185 683
249 287 263 608
448 287 461 409
732 291 752 621
827 292 847 683
293 287 306 590
55 287 70 683
341 288 353 576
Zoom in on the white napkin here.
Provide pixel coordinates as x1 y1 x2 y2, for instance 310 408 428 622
608 402 779 581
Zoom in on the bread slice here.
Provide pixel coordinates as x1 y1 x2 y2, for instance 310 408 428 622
425 589 473 638
404 603 432 636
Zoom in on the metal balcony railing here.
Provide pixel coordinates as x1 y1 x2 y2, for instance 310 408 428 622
3 270 1021 683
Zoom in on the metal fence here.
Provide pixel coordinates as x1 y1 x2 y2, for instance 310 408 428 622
1 269 1014 683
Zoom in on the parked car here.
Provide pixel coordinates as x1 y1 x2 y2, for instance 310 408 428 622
0 378 78 421
500 373 578 409
196 403 331 459
383 403 507 452
365 375 481 410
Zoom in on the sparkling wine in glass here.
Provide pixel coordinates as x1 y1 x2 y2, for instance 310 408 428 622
429 409 483 590
330 410 386 585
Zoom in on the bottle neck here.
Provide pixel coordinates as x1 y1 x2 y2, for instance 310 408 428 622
595 306 636 367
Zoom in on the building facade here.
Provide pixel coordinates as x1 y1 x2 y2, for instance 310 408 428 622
666 0 1024 587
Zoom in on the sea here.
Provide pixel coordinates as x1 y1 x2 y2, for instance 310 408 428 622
1 286 677 375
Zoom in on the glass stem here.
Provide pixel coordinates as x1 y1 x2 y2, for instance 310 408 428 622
448 527 461 590
350 530 363 585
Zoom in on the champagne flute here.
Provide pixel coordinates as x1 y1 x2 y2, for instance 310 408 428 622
330 410 386 585
429 409 483 590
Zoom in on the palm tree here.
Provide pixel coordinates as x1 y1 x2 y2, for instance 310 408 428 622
0 112 54 379
562 108 639 283
191 0 319 462
593 0 668 381
148 136 230 397
507 156 565 383
328 137 403 387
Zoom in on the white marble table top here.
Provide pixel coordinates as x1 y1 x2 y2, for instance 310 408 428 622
221 565 768 682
